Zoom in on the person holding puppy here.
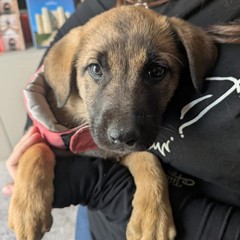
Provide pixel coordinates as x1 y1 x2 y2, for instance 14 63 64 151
3 0 240 239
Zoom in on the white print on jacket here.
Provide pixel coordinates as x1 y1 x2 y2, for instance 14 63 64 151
149 76 240 157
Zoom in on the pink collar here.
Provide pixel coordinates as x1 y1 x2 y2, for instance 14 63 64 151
23 66 98 154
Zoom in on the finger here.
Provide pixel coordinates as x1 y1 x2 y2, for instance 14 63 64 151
10 127 43 164
11 132 43 162
2 183 14 196
14 126 40 150
6 127 43 178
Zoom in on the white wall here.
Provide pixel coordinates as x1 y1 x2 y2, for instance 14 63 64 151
0 48 45 158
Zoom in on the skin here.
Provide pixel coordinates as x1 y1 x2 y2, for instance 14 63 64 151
2 126 43 196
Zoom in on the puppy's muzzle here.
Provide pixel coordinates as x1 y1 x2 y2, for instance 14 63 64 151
108 126 140 150
92 110 158 154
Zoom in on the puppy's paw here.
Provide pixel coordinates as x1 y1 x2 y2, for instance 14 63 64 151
8 143 55 240
8 198 53 240
126 193 176 240
122 152 176 240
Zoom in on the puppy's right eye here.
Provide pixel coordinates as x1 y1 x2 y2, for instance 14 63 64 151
147 64 168 84
88 64 103 80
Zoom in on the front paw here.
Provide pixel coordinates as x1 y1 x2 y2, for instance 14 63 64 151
8 195 53 240
126 190 176 240
8 143 55 240
122 152 176 240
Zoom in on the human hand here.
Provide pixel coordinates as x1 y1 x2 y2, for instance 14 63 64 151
2 126 43 196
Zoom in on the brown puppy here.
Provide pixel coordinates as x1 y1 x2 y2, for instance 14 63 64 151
8 6 217 240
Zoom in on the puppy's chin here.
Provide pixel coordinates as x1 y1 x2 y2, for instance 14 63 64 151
95 141 147 155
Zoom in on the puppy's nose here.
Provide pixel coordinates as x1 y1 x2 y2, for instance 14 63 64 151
108 128 138 147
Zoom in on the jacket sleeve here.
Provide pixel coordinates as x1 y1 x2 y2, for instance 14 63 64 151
53 155 135 223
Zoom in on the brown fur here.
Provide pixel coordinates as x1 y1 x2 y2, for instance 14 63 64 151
8 6 217 240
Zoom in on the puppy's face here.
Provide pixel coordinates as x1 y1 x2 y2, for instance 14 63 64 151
44 6 217 155
77 11 182 154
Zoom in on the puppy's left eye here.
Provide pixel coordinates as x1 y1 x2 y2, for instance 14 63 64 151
147 65 168 84
88 63 103 80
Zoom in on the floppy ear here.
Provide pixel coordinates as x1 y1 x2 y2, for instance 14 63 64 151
44 27 83 108
170 17 218 92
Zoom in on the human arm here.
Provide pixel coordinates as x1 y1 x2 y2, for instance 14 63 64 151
53 155 135 222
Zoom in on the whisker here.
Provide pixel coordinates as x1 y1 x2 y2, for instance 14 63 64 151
145 114 155 119
163 52 185 67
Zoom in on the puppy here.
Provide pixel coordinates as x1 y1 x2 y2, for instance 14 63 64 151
8 6 217 240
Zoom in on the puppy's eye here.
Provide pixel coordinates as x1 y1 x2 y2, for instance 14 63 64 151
148 65 168 84
88 63 103 80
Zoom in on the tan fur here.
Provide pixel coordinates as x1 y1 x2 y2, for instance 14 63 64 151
8 6 217 240
9 143 54 240
121 153 175 240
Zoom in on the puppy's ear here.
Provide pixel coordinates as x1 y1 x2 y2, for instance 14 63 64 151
44 27 82 108
170 18 217 92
